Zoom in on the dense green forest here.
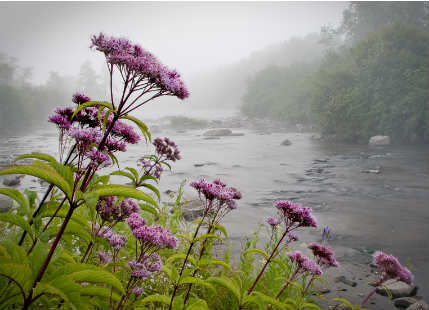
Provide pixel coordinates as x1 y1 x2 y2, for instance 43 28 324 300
241 2 429 143
0 56 106 134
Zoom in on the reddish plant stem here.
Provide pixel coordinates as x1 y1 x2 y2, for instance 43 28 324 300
168 204 211 310
276 269 300 299
361 279 383 307
247 229 289 295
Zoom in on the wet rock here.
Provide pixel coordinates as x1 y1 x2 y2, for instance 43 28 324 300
407 301 428 310
335 276 357 287
3 175 24 186
281 139 292 146
376 280 417 298
313 158 328 163
311 133 323 140
361 169 381 174
204 136 220 140
203 129 232 137
0 196 13 213
194 163 204 167
229 133 245 136
394 297 419 309
369 135 391 146
181 199 205 221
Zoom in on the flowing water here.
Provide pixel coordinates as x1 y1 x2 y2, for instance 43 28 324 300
1 117 428 300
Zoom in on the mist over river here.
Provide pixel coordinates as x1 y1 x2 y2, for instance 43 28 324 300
1 114 428 302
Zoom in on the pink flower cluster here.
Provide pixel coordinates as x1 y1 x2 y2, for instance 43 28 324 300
308 242 338 268
287 251 322 277
99 227 127 251
72 93 91 105
91 33 189 100
266 216 281 227
153 137 181 161
128 253 162 279
190 178 242 208
98 250 111 264
372 251 413 284
96 197 140 223
128 212 177 251
138 158 164 180
274 200 317 228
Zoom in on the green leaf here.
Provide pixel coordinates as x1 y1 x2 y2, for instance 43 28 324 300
110 170 136 183
180 276 216 294
138 174 158 184
29 241 48 281
166 254 197 266
0 213 33 240
125 167 139 180
41 207 90 231
242 295 263 309
214 224 228 238
38 277 82 310
198 258 231 270
139 203 159 216
206 276 241 303
243 248 270 260
138 294 171 306
48 161 75 188
0 188 29 214
121 115 151 143
68 269 124 294
185 298 209 310
0 263 33 293
195 233 224 243
301 303 322 310
140 183 160 201
251 291 293 310
13 152 57 164
71 101 115 120
81 286 121 302
90 185 158 208
0 165 72 199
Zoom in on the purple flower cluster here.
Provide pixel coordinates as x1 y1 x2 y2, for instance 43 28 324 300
274 200 317 228
138 158 163 180
132 224 177 250
86 147 111 168
372 251 413 284
266 217 281 227
153 137 181 161
132 287 143 296
48 107 74 130
287 251 322 277
98 251 111 264
308 242 338 268
99 227 127 251
91 33 189 100
72 92 91 105
128 253 162 279
96 197 139 223
190 178 242 207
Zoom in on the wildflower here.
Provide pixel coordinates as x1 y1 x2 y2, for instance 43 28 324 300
372 251 413 284
133 225 177 250
274 200 317 228
72 93 91 104
98 251 111 264
132 268 151 279
133 287 143 296
287 251 323 276
266 217 281 227
127 212 146 230
86 147 111 168
112 120 140 144
153 137 181 161
106 233 127 251
321 226 332 242
308 242 338 268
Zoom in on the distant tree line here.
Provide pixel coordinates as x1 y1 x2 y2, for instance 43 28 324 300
241 2 429 143
0 56 106 135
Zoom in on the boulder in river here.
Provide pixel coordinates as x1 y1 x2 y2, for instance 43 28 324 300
281 139 292 146
376 279 417 298
394 297 420 309
369 135 391 145
0 196 13 213
407 301 428 310
203 129 232 137
3 175 24 187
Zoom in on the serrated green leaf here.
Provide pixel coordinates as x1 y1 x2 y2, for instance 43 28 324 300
71 101 115 120
14 152 57 164
180 276 216 294
207 276 241 303
251 291 293 310
138 174 158 184
0 165 72 199
139 203 159 216
110 170 136 183
140 183 160 201
166 254 197 266
242 295 263 309
0 188 29 214
185 298 209 310
29 241 48 281
0 213 33 240
0 263 33 293
81 286 121 302
195 233 224 243
243 248 270 260
121 115 151 143
68 269 124 294
138 294 171 306
198 258 231 270
125 167 139 180
90 185 158 208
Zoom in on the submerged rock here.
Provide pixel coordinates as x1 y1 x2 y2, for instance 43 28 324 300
0 196 13 213
335 275 357 287
281 139 292 146
203 129 232 137
394 297 419 309
376 279 417 298
3 175 24 187
369 135 391 145
361 169 381 174
407 301 428 310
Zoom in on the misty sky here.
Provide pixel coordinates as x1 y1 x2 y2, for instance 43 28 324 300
0 1 347 84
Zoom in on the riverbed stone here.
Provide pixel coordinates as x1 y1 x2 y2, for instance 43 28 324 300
407 301 428 310
335 275 357 287
3 176 23 187
369 135 391 145
0 196 13 213
281 139 292 146
394 297 419 309
203 129 232 137
376 279 417 298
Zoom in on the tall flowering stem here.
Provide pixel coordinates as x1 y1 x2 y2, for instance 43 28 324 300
247 200 317 296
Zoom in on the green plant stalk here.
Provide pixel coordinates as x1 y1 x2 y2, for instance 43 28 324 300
168 204 211 310
247 228 289 295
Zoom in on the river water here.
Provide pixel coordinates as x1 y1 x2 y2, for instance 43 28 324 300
1 115 428 301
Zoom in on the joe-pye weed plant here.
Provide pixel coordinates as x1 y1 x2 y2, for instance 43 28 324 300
0 33 415 310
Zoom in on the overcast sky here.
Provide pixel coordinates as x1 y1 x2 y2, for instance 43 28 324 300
0 1 347 84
